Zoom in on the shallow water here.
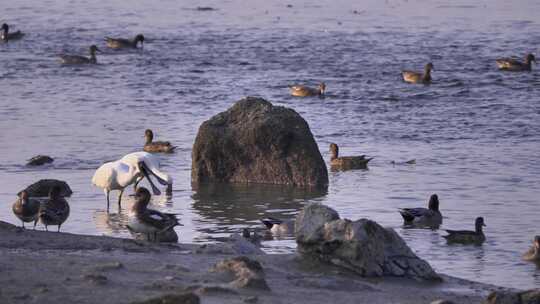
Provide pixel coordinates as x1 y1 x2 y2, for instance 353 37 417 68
1 0 540 289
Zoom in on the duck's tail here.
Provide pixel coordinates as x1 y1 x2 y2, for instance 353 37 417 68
398 209 414 222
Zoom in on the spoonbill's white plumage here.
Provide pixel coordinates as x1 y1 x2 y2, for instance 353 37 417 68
92 152 173 211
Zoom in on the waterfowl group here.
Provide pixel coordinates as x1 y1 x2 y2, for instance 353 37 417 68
399 194 442 228
143 129 177 153
127 187 180 242
105 34 144 49
443 217 486 245
329 143 372 170
12 191 40 229
496 53 536 71
402 62 433 84
1 23 24 42
59 45 101 65
38 186 70 232
290 82 326 97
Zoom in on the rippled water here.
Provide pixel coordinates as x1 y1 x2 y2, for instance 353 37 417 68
1 0 539 289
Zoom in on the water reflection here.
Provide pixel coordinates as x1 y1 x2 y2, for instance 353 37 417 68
191 182 327 239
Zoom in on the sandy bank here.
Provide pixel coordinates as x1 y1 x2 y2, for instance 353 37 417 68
0 221 511 304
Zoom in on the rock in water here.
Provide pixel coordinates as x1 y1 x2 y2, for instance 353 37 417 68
295 203 441 281
191 97 328 189
26 155 54 166
17 179 72 197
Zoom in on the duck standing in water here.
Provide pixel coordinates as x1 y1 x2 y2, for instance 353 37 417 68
127 187 180 242
39 186 70 232
1 23 25 42
496 53 536 71
290 82 326 97
59 45 101 64
399 194 442 228
443 217 486 245
522 236 540 262
402 62 433 84
143 129 177 153
12 191 40 229
105 34 144 49
329 143 372 170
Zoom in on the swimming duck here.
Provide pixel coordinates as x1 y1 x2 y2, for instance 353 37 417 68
26 155 54 166
329 143 373 170
402 62 433 84
290 82 326 97
261 217 294 236
443 217 486 245
59 45 101 64
12 191 40 229
1 23 24 42
105 34 144 49
143 129 177 153
522 236 540 262
391 159 416 165
38 186 70 232
496 53 536 71
127 187 180 242
399 194 442 228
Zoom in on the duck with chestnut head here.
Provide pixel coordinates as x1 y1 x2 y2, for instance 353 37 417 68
143 129 177 153
12 191 40 229
523 236 540 262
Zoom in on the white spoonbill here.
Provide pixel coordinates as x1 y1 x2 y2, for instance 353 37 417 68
92 152 173 211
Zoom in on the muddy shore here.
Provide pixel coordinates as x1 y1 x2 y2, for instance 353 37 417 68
0 221 512 304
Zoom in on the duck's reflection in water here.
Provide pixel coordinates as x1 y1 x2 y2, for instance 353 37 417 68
191 182 327 242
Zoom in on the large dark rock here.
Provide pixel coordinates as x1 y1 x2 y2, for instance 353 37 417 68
17 179 72 197
295 203 441 281
191 97 328 189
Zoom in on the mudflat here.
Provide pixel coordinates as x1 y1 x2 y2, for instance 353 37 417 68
0 221 510 304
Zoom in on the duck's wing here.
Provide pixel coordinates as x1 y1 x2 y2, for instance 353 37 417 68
105 37 132 48
444 229 476 236
8 31 24 40
399 207 428 221
402 71 422 83
59 54 90 64
142 209 179 231
496 58 523 69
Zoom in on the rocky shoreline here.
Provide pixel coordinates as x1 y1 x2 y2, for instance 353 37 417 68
0 220 517 304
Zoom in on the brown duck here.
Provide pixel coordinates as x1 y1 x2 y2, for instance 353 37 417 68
143 129 176 153
105 34 144 49
59 45 101 65
290 82 326 97
496 53 536 71
329 143 373 170
12 191 40 228
39 186 70 232
402 62 433 84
